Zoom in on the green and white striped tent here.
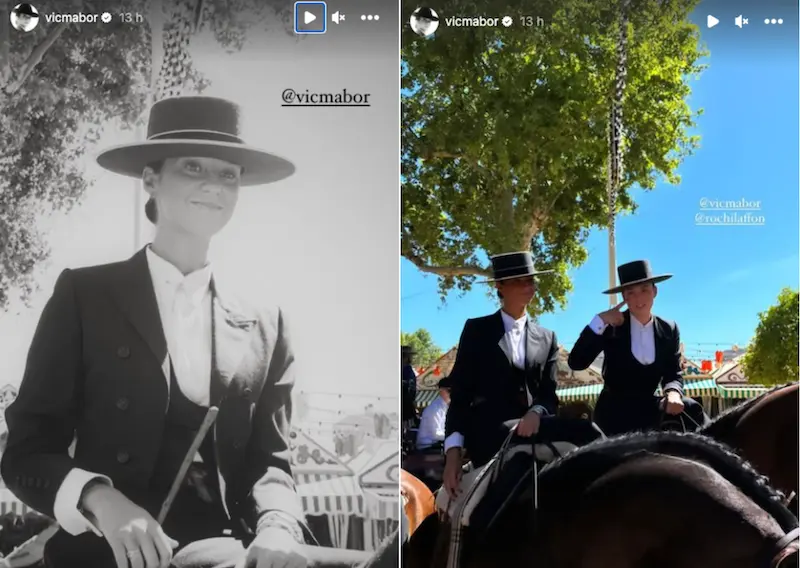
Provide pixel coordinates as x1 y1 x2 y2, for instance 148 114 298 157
556 379 768 403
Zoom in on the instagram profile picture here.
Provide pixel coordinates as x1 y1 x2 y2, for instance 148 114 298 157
10 3 39 32
411 7 439 37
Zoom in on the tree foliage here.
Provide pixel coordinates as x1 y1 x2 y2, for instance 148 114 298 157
0 0 294 309
401 328 443 369
402 0 706 316
740 288 799 386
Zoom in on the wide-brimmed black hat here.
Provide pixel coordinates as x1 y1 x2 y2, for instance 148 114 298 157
13 4 38 17
437 377 453 389
602 260 672 294
480 251 554 283
97 96 295 186
414 7 439 21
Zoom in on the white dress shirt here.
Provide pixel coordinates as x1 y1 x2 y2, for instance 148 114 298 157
444 311 544 453
53 247 213 536
416 395 449 448
589 313 655 365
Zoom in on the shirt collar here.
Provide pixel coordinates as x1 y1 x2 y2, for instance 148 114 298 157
146 246 212 304
500 310 527 332
630 314 654 331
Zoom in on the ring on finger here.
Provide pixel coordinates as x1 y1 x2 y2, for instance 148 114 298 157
126 549 142 559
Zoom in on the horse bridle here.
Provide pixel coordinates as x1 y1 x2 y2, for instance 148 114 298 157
767 526 800 567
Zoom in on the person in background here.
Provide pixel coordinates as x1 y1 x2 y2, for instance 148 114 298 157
568 259 709 436
401 345 418 429
416 377 452 450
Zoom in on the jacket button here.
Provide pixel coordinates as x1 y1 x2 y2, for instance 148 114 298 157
116 397 129 411
116 451 130 464
117 346 130 358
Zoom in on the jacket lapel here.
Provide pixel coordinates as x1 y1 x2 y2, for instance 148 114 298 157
494 311 513 365
652 315 668 363
109 248 170 382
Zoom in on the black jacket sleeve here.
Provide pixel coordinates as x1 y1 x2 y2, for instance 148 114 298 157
444 320 477 437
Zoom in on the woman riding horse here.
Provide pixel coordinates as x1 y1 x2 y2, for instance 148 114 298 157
568 260 709 436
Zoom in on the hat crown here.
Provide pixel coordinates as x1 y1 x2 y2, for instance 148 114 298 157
490 251 535 280
146 97 244 144
617 260 655 285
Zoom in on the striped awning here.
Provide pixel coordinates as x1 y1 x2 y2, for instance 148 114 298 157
296 475 364 517
0 489 30 516
556 379 728 403
718 385 769 399
364 492 400 521
415 389 439 408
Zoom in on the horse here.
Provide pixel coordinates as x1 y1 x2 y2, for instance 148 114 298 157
405 431 799 568
701 383 798 511
401 470 436 540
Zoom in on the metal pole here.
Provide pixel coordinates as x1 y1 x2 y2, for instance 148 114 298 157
607 0 629 308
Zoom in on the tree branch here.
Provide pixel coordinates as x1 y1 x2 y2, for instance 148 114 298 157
403 251 490 278
5 22 69 95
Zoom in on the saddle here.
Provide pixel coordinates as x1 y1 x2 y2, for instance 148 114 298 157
435 417 606 568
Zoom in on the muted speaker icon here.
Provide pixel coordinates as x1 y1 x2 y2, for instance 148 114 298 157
735 15 748 28
332 10 344 23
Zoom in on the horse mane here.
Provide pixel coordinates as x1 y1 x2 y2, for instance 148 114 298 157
537 430 797 531
700 382 794 440
358 528 398 568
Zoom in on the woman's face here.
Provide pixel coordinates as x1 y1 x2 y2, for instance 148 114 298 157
144 156 242 239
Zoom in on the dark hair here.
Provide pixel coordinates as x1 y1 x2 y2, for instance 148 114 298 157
143 161 164 224
497 290 504 300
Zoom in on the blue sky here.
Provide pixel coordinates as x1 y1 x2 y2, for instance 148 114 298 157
401 6 799 364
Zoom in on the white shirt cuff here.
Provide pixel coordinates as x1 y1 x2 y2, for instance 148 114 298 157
530 405 547 415
444 432 464 452
54 468 112 537
589 315 608 335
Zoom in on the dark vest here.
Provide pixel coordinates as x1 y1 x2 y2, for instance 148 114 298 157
604 347 663 399
146 363 231 543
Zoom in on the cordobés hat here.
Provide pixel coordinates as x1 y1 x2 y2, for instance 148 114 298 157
97 96 295 186
480 251 554 283
602 260 672 294
14 4 38 17
414 7 439 21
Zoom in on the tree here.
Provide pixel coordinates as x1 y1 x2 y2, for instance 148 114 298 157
740 288 799 386
0 0 294 310
401 328 443 369
402 0 706 316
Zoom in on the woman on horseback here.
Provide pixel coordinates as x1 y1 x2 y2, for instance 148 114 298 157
568 260 709 436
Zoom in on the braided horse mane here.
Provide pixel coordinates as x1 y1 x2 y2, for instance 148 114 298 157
537 431 797 533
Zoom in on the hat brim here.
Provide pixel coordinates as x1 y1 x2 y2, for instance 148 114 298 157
479 270 555 284
96 140 295 186
602 274 672 294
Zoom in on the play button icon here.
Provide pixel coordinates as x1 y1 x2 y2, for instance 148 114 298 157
295 1 327 34
707 14 719 28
